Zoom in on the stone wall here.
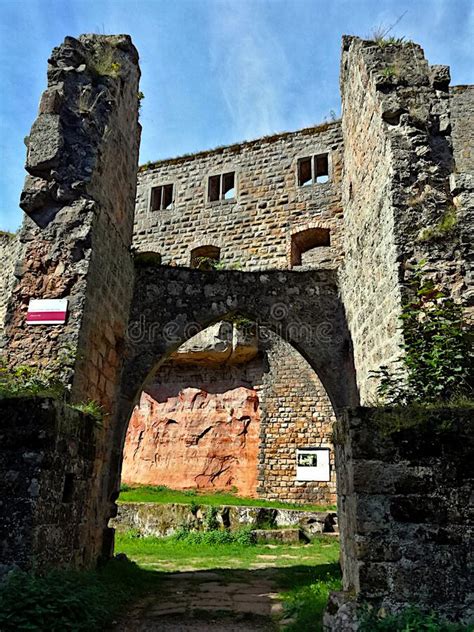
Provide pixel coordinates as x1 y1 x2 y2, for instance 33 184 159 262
339 37 472 404
127 121 346 506
134 123 344 271
1 34 141 568
330 407 473 626
450 85 474 174
111 502 337 538
450 85 474 317
0 397 99 575
258 332 337 504
0 232 21 337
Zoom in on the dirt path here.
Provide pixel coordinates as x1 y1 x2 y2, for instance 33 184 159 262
114 568 284 631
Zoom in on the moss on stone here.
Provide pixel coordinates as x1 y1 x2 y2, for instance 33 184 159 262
417 206 458 242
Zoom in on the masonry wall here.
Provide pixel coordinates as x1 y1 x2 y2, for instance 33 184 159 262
129 122 344 505
450 85 474 174
134 123 344 270
0 233 21 337
1 34 141 569
0 397 99 575
332 408 473 625
450 85 474 318
3 35 140 413
258 332 337 505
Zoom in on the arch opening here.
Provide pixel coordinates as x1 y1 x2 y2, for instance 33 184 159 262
190 245 221 269
291 227 331 267
119 318 338 506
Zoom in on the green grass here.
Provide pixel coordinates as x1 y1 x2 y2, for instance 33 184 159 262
280 569 342 632
358 606 470 631
115 531 341 631
119 484 336 512
0 557 162 632
115 530 339 572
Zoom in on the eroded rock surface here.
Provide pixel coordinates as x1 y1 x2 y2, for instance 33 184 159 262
122 384 260 496
171 322 258 365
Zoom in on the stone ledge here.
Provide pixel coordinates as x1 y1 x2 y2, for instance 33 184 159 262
110 501 338 538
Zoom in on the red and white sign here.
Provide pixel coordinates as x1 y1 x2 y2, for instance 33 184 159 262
27 299 68 325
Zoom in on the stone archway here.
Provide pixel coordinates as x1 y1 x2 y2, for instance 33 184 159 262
107 262 359 511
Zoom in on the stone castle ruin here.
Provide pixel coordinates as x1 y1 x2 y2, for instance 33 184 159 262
0 33 472 627
122 119 345 503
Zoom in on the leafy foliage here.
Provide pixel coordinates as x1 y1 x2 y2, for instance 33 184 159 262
172 506 255 545
0 359 64 398
371 263 472 405
381 66 398 78
281 569 342 632
417 207 458 242
373 34 409 47
203 505 219 531
358 605 469 631
68 400 105 426
87 41 121 78
0 343 76 398
0 558 159 632
173 525 255 546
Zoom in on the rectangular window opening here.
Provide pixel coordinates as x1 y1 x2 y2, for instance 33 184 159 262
62 473 75 503
150 186 161 211
298 153 330 186
162 184 173 209
298 157 312 186
208 172 236 202
314 154 329 183
150 184 174 211
208 175 221 202
222 172 235 200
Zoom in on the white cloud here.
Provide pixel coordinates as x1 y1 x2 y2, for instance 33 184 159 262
208 0 291 139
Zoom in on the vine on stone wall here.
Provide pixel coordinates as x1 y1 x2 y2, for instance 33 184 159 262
372 262 472 405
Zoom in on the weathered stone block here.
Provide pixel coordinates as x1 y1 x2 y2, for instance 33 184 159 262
26 114 63 173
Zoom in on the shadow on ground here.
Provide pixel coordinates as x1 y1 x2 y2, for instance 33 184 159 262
112 563 340 631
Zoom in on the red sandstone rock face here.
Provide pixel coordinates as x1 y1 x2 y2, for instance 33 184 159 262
122 384 260 497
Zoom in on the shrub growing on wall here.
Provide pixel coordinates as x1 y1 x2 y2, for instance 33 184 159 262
373 262 472 405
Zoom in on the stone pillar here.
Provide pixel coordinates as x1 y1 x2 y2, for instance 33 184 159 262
4 34 140 410
1 34 141 567
339 36 470 403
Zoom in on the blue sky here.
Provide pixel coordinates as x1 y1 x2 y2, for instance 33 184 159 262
0 0 473 231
